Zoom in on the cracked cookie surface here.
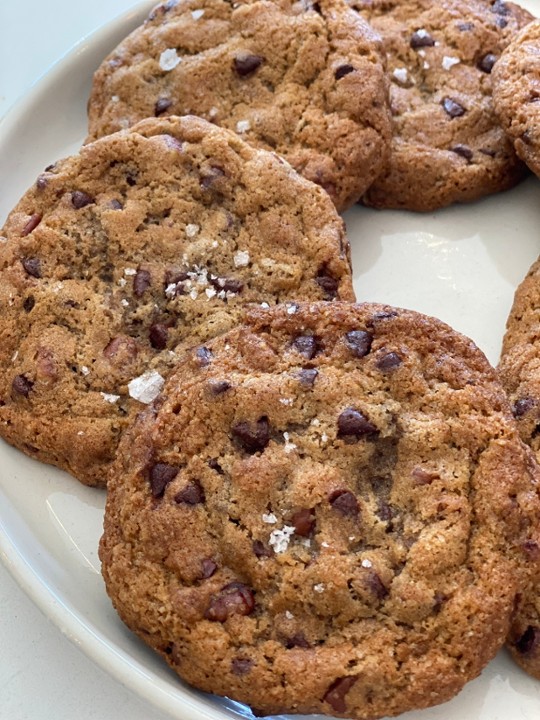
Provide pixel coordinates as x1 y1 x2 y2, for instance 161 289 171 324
87 0 392 212
0 116 352 487
350 0 532 211
101 301 540 718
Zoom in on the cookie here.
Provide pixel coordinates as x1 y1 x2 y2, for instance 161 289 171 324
499 255 540 679
86 0 392 212
100 301 540 718
0 115 353 487
493 19 540 178
350 0 532 212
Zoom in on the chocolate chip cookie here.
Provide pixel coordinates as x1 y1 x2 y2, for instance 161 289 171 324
350 0 532 212
499 255 540 679
493 19 540 178
100 301 540 717
0 116 353 487
86 0 392 212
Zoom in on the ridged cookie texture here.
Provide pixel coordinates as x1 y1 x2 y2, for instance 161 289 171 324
493 19 540 178
0 116 353 487
351 0 532 212
87 0 392 211
101 302 540 718
499 254 540 680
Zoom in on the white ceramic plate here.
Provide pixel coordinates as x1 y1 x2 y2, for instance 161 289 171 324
1 1 540 718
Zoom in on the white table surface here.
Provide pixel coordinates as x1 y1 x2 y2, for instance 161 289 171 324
0 3 176 718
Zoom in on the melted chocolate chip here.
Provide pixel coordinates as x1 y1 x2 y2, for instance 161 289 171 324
291 508 315 536
285 632 311 649
71 191 95 209
451 144 473 161
149 323 168 350
155 97 173 116
233 53 264 77
376 351 402 371
323 676 358 713
335 64 354 79
196 346 213 367
12 374 33 397
315 271 339 299
201 558 218 579
23 296 35 312
232 417 270 453
253 540 273 558
133 269 152 297
297 368 318 387
291 335 318 359
478 53 497 73
208 380 231 395
205 582 255 622
513 397 535 418
21 214 42 237
175 479 205 505
232 657 254 675
22 257 42 278
516 626 539 655
149 462 179 498
410 30 435 48
442 97 466 118
337 407 378 438
329 489 359 517
344 330 373 358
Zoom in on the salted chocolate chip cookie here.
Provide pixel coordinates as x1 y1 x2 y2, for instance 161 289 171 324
0 116 353 487
86 0 392 212
100 301 540 717
499 255 540 679
493 19 540 178
350 0 532 212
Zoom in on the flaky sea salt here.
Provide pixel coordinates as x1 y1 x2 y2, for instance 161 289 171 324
442 56 460 71
392 67 408 83
190 288 199 300
269 525 296 554
313 583 325 593
121 299 129 307
128 370 165 404
185 223 200 238
124 267 136 276
260 302 270 309
285 610 294 620
236 120 251 133
118 278 127 287
205 287 217 299
283 432 297 454
191 8 205 19
233 250 250 267
159 48 181 71
101 392 120 404
361 558 373 568
262 512 278 524
286 304 298 315
165 283 177 299
81 366 90 376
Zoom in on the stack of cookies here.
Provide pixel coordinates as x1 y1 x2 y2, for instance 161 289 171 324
2 0 540 716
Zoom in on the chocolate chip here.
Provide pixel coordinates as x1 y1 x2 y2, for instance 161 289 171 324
285 632 311 649
291 335 318 359
495 16 508 28
290 508 315 536
159 134 184 153
71 191 95 209
344 330 373 358
479 148 497 157
12 374 33 397
108 199 123 210
410 31 435 48
201 558 218 579
149 323 168 350
232 417 270 453
175 479 205 505
149 462 179 498
364 569 388 599
516 626 539 655
323 676 358 713
208 380 231 395
233 52 264 77
196 346 213 367
148 0 178 20
23 296 35 312
451 144 473 161
513 397 535 418
21 214 42 237
200 165 225 190
412 467 439 485
491 0 509 15
204 582 255 622
478 53 497 73
210 276 244 294
335 64 354 79
126 174 137 186
315 266 339 299
457 21 474 31
133 269 152 297
36 175 49 190
376 500 394 523
208 457 224 474
253 540 273 558
103 336 138 360
154 97 172 116
337 407 378 438
376 351 402 371
22 257 42 278
329 489 359 517
442 97 466 118
231 657 254 675
297 368 318 387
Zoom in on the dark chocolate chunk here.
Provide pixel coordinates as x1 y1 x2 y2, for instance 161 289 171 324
253 540 273 558
108 199 123 210
233 53 264 77
232 417 270 453
133 269 152 297
208 380 231 395
149 323 168 350
12 374 33 397
196 346 213 367
451 144 473 161
323 676 358 713
210 276 244 294
201 558 218 579
175 479 205 505
297 368 318 387
412 467 439 486
290 508 315 536
21 213 42 237
23 296 35 312
442 97 466 118
291 335 318 359
457 21 474 31
344 330 373 358
285 632 311 649
149 462 179 498
204 582 255 622
335 64 354 79
337 407 378 438
376 351 402 371
71 191 95 209
148 0 178 21
364 569 388 599
315 270 339 299
231 657 254 675
36 175 49 190
200 165 225 190
491 0 509 15
329 489 359 517
22 257 42 278
155 97 173 116
410 30 435 48
516 626 539 655
208 458 224 475
513 397 535 418
478 53 497 73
